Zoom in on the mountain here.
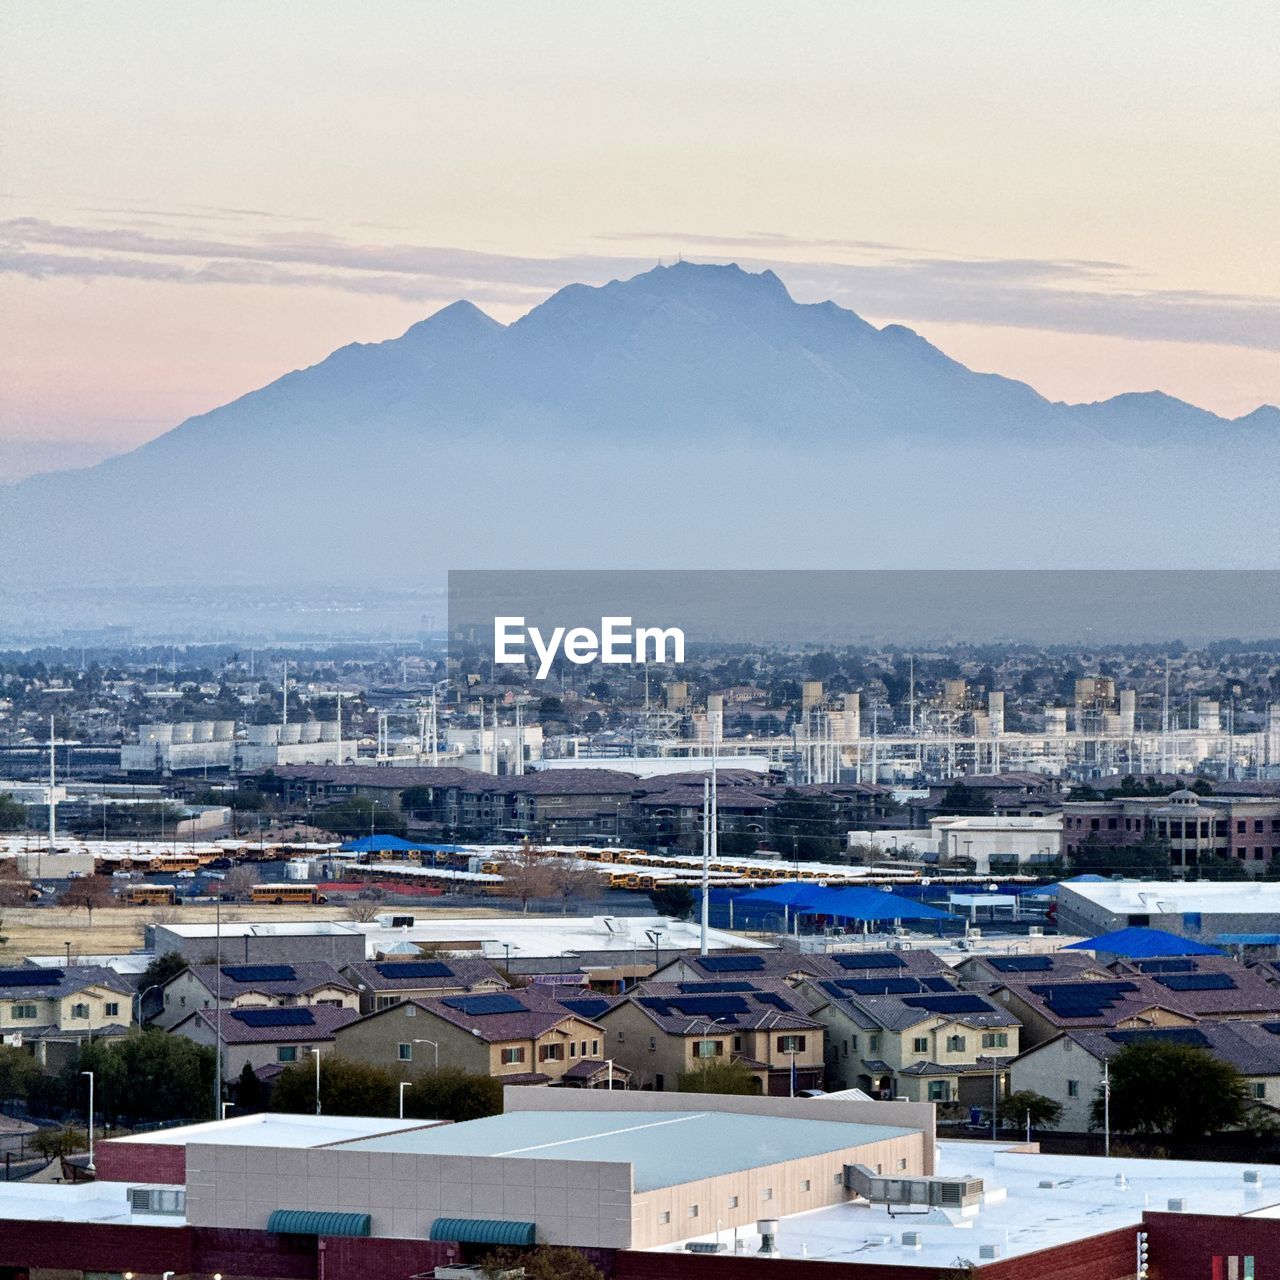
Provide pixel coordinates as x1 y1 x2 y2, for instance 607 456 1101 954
1 261 1276 584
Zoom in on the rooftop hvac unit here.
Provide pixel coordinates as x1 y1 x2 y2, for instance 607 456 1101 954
1244 1170 1262 1187
1167 1198 1187 1212
901 1231 923 1250
979 1243 1002 1259
757 1219 780 1256
844 1165 984 1210
1028 926 1044 937
128 1186 186 1216
685 1242 727 1254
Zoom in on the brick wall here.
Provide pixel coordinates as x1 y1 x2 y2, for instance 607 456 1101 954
319 1235 457 1279
95 1139 186 1185
1144 1210 1280 1280
0 1220 193 1276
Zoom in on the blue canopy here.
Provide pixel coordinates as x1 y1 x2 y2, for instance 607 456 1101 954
1062 926 1223 958
794 886 951 923
733 881 827 908
339 834 422 853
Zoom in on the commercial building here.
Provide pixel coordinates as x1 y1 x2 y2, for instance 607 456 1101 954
122 720 355 774
930 814 1062 873
151 919 368 966
1056 877 1280 943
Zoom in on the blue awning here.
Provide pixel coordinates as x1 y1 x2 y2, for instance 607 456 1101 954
430 1217 536 1247
1062 926 1223 958
268 1209 371 1237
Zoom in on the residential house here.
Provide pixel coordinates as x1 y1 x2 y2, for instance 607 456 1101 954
332 989 616 1087
1011 1023 1280 1132
952 952 1112 987
0 964 133 1067
597 979 824 1095
153 962 358 1030
341 957 508 1015
800 976 1020 1105
172 1005 360 1079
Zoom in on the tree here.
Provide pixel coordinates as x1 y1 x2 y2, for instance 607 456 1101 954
998 1090 1062 1132
648 884 695 920
0 1045 41 1106
479 1246 604 1280
137 949 188 996
493 842 554 912
545 861 605 914
0 794 25 833
270 1056 398 1117
937 782 995 817
312 797 407 840
403 1067 504 1122
220 865 258 902
1091 1041 1248 1140
71 1031 216 1125
57 874 116 926
677 1059 762 1095
236 1060 266 1113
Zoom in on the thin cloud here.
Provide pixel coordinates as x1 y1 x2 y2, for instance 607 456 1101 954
2 215 1278 352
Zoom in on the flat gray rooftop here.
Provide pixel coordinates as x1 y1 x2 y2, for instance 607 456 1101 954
343 1109 915 1192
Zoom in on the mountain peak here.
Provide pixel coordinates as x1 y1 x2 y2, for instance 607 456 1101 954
400 299 503 342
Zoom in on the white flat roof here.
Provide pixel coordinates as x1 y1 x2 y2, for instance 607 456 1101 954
157 920 363 939
658 1141 1280 1267
1060 879 1280 916
107 1112 441 1149
360 914 776 959
0 1180 186 1228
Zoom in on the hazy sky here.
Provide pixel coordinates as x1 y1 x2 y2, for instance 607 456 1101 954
2 1 1278 474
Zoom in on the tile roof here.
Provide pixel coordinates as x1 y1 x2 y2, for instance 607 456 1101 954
808 982 1020 1032
186 962 356 1000
0 964 132 1001
612 979 821 1035
190 1004 360 1043
366 987 600 1045
1062 1022 1280 1077
343 957 508 993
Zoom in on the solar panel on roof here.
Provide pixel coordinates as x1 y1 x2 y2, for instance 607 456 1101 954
230 1007 316 1027
0 968 62 987
374 961 453 980
221 964 297 984
698 955 765 972
559 998 611 1019
1155 972 1236 992
678 981 756 994
1107 1027 1211 1049
843 977 932 995
440 993 525 1016
1135 959 1196 974
901 994 994 1015
667 995 750 1017
833 953 907 971
752 992 791 1011
988 956 1052 973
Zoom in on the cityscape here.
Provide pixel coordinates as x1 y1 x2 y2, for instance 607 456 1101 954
3 4 1279 1280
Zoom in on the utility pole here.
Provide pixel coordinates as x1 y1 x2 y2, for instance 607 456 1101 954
700 778 710 956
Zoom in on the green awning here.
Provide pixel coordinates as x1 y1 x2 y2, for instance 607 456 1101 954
268 1209 371 1237
430 1217 536 1247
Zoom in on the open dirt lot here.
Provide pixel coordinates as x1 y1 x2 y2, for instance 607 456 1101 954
0 902 508 963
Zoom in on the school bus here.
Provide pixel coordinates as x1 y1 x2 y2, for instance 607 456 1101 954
126 884 178 906
250 883 328 905
153 855 202 874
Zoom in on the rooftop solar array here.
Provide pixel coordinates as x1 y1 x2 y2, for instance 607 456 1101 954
374 961 454 980
833 952 907 971
698 954 765 973
558 997 612 1019
987 956 1052 973
1107 1027 1211 1049
1027 981 1141 1018
677 981 756 993
440 993 526 1017
753 991 791 1011
901 993 996 1015
0 968 62 987
639 990 796 1022
1135 959 1197 974
838 976 953 995
1154 972 1237 992
221 965 297 984
230 1007 316 1027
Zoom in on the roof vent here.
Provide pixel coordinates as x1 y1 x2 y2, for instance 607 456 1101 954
979 1243 1003 1259
757 1219 780 1256
1038 1179 1058 1189
901 1231 923 1250
1244 1170 1262 1187
1167 1198 1187 1212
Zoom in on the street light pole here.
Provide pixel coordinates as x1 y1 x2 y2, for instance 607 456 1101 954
1103 1059 1111 1157
310 1048 321 1115
399 1081 410 1119
414 1039 439 1070
81 1070 95 1172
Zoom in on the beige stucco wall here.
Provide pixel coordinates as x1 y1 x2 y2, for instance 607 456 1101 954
0 983 129 1034
184 1142 636 1248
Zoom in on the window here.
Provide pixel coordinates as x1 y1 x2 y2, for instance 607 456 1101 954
981 1032 1008 1049
104 1002 120 1018
398 1043 412 1061
1252 1082 1267 1099
278 1046 298 1063
777 1035 806 1054
376 995 401 1009
1067 1079 1080 1098
927 1081 950 1102
591 1039 599 1055
898 1158 908 1171
727 1195 739 1208
580 1041 587 1056
912 1037 929 1053
761 1188 773 1202
539 1043 564 1062
733 1035 743 1052
501 1046 526 1065
800 1179 811 1193
834 1172 843 1184
688 1205 699 1219
616 1030 625 1043
569 1042 577 1058
71 1003 90 1019
693 1040 722 1059
649 1036 657 1051
405 1005 416 1016
945 1035 966 1053
658 1211 671 1225
12 1003 37 1020
869 1035 880 1052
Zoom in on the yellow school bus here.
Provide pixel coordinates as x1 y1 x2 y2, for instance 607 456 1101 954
250 883 328 905
126 884 178 906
